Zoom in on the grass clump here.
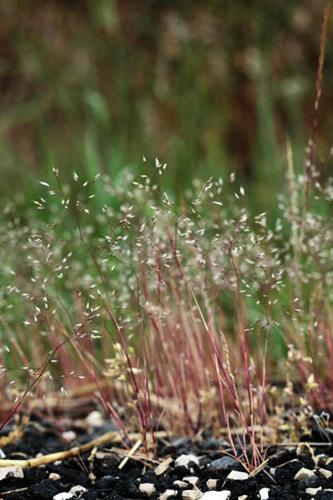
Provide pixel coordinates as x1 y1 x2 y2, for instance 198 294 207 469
0 147 333 469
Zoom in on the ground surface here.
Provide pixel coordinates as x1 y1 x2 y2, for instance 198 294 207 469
1 411 333 500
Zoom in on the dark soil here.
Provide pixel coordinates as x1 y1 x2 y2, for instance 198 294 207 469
1 411 333 500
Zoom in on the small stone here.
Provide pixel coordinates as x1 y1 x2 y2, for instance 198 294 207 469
160 489 178 499
0 449 6 458
174 480 188 488
275 459 302 482
61 431 76 443
238 496 248 500
155 457 173 476
208 457 240 474
49 473 61 481
139 483 156 496
175 454 200 469
0 466 24 481
305 487 322 495
53 494 73 500
259 488 270 500
294 467 316 480
206 479 218 490
86 410 104 428
319 468 333 479
182 491 202 500
226 470 249 481
201 492 231 500
69 485 88 497
183 476 199 486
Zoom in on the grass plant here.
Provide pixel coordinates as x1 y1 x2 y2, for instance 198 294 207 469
0 1 332 475
0 148 332 469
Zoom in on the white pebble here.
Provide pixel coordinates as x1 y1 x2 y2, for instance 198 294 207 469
259 488 270 500
305 487 322 495
182 491 202 500
49 473 61 481
61 431 76 443
226 470 249 481
139 483 156 496
175 454 200 469
69 485 88 497
0 466 24 481
201 492 231 500
319 468 333 479
155 457 173 476
183 476 199 486
294 467 316 480
173 480 188 488
160 489 178 499
86 410 104 428
206 479 218 490
53 493 73 500
238 496 248 500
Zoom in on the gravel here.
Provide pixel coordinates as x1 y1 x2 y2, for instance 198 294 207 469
2 414 333 499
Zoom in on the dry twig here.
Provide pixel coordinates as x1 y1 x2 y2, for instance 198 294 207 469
0 431 167 469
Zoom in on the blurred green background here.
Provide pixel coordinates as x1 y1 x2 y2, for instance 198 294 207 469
0 0 332 206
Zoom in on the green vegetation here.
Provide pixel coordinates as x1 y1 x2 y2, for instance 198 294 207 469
0 1 331 207
1 158 333 465
0 1 333 466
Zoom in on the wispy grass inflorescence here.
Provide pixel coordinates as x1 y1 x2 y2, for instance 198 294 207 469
1 150 333 467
